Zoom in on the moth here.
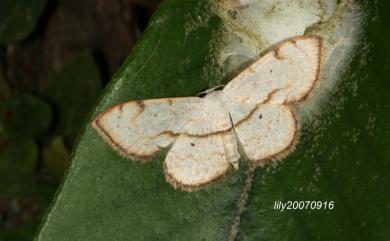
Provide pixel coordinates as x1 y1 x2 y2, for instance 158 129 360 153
92 35 323 191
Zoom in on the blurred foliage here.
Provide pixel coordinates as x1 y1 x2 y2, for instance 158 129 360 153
1 94 52 138
0 138 52 241
0 0 159 240
0 0 47 44
41 53 102 144
43 137 70 180
0 138 37 180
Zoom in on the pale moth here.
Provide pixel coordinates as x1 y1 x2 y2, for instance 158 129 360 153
92 35 323 191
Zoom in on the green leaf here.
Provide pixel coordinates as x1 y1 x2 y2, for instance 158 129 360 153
0 138 37 178
36 2 247 241
0 138 56 241
0 94 52 138
36 1 389 241
0 0 47 44
43 136 70 180
42 53 102 143
235 2 390 240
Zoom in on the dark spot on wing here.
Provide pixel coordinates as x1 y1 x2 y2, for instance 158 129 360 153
136 100 145 111
259 114 262 119
273 47 285 60
190 143 195 147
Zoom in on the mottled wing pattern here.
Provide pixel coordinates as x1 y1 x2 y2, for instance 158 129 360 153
223 35 323 164
93 95 240 190
223 35 322 109
232 104 297 163
93 97 203 160
164 130 237 190
164 94 240 190
93 35 324 190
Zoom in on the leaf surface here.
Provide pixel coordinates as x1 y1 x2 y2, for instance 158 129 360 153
0 0 46 44
36 1 390 241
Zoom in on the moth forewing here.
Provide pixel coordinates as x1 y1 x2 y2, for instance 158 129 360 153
92 35 324 191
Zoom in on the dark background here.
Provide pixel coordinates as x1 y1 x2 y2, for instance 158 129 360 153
0 0 159 240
